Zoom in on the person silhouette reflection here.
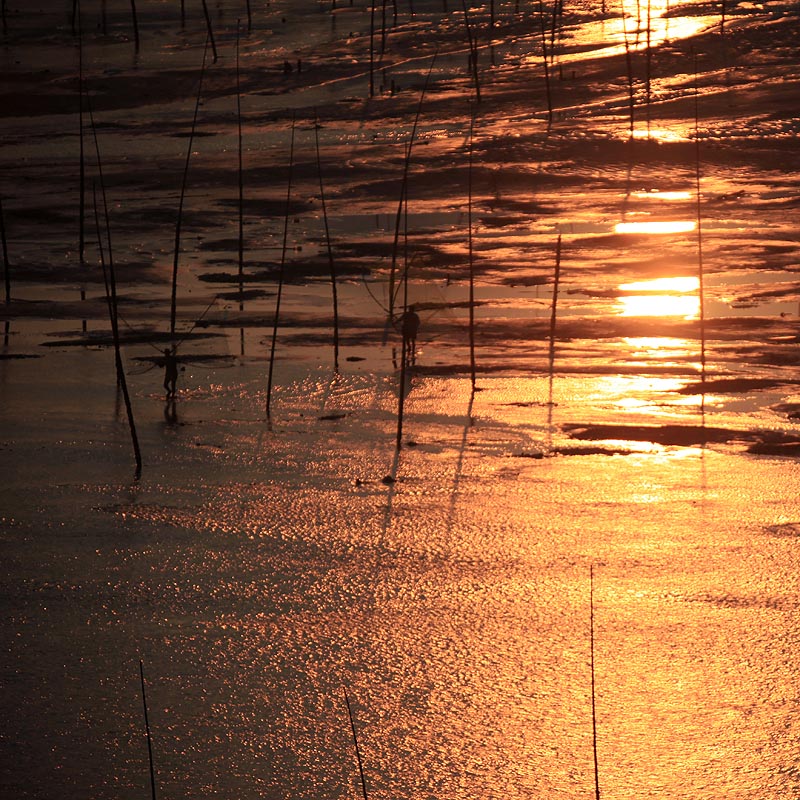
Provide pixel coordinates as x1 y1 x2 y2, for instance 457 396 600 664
163 347 178 399
401 304 420 366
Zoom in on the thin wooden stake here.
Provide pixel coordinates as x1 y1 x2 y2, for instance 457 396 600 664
388 51 438 321
538 0 553 125
266 113 296 420
590 564 600 800
139 660 157 800
90 173 143 480
694 50 706 390
460 0 481 103
547 234 562 379
0 195 10 303
343 687 369 800
200 0 218 62
78 0 87 329
236 22 245 356
314 111 340 372
467 109 476 389
170 36 210 336
130 0 140 52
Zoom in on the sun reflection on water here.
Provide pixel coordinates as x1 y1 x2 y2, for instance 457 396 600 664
614 220 696 234
617 276 700 320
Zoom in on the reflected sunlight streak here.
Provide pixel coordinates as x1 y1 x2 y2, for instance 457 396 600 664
618 277 700 319
615 220 696 234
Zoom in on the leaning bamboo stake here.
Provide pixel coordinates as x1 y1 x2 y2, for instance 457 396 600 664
547 234 562 380
170 36 210 336
460 0 481 104
130 0 140 52
387 50 438 321
467 109 476 389
0 195 10 303
395 196 410 450
139 660 158 800
590 564 600 800
236 22 245 356
90 175 143 480
343 687 369 800
369 0 376 97
546 234 561 445
537 0 553 125
87 86 141 478
314 111 340 372
200 0 218 62
78 0 87 330
693 51 706 390
265 113 296 420
622 13 635 135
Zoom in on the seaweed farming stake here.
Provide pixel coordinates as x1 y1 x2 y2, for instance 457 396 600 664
200 0 218 62
91 177 143 480
314 110 340 372
130 0 139 52
537 0 553 126
236 21 245 356
467 108 476 389
343 687 369 800
590 564 600 800
170 35 210 336
622 13 635 135
265 113 296 420
547 234 562 443
78 0 87 330
0 195 10 303
460 0 481 104
387 50 438 322
139 660 158 800
693 50 706 393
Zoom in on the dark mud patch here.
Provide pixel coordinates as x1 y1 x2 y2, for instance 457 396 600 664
516 445 635 458
677 377 800 394
764 523 800 538
563 423 800 454
40 330 221 348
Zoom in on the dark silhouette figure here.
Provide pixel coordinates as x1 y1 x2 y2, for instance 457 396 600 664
283 59 293 74
163 347 178 398
401 305 420 366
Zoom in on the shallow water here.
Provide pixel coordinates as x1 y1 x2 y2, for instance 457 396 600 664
2 1 800 798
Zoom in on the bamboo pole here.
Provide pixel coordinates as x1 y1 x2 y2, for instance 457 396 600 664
200 0 218 62
170 36 210 336
395 186 409 450
0 195 9 303
590 564 600 800
387 51 438 321
236 22 245 356
78 0 87 330
343 688 369 800
537 0 553 125
265 113 296 420
314 111 340 372
369 1 376 97
139 660 158 800
130 0 140 52
460 0 481 104
467 109 476 389
90 168 143 480
694 51 706 390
